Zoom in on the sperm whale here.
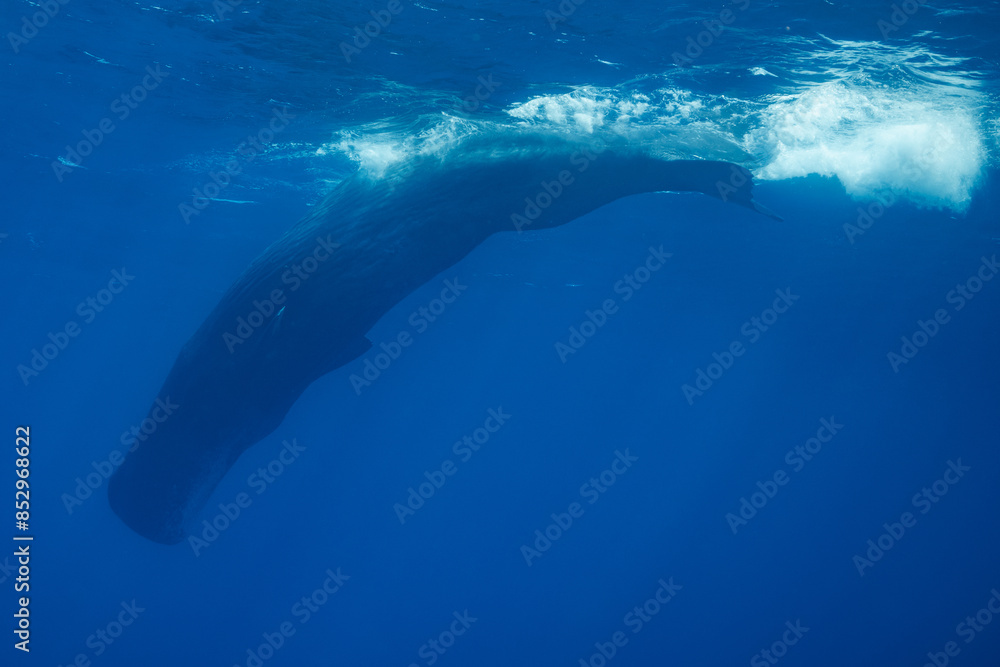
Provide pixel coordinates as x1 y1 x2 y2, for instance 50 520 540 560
108 134 778 544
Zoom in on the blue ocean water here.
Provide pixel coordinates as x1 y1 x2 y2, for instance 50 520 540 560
2 0 1000 665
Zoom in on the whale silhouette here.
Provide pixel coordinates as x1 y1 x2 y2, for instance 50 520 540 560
108 133 778 544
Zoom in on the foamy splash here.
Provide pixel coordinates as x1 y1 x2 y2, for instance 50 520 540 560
746 80 985 210
322 47 990 212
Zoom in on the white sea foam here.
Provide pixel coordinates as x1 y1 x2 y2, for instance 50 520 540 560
747 80 985 210
504 86 709 134
325 69 988 211
332 133 409 178
329 115 481 177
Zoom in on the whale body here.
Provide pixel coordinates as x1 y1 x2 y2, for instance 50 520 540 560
108 134 777 544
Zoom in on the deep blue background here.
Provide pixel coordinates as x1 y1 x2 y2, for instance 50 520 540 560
1 1 998 665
